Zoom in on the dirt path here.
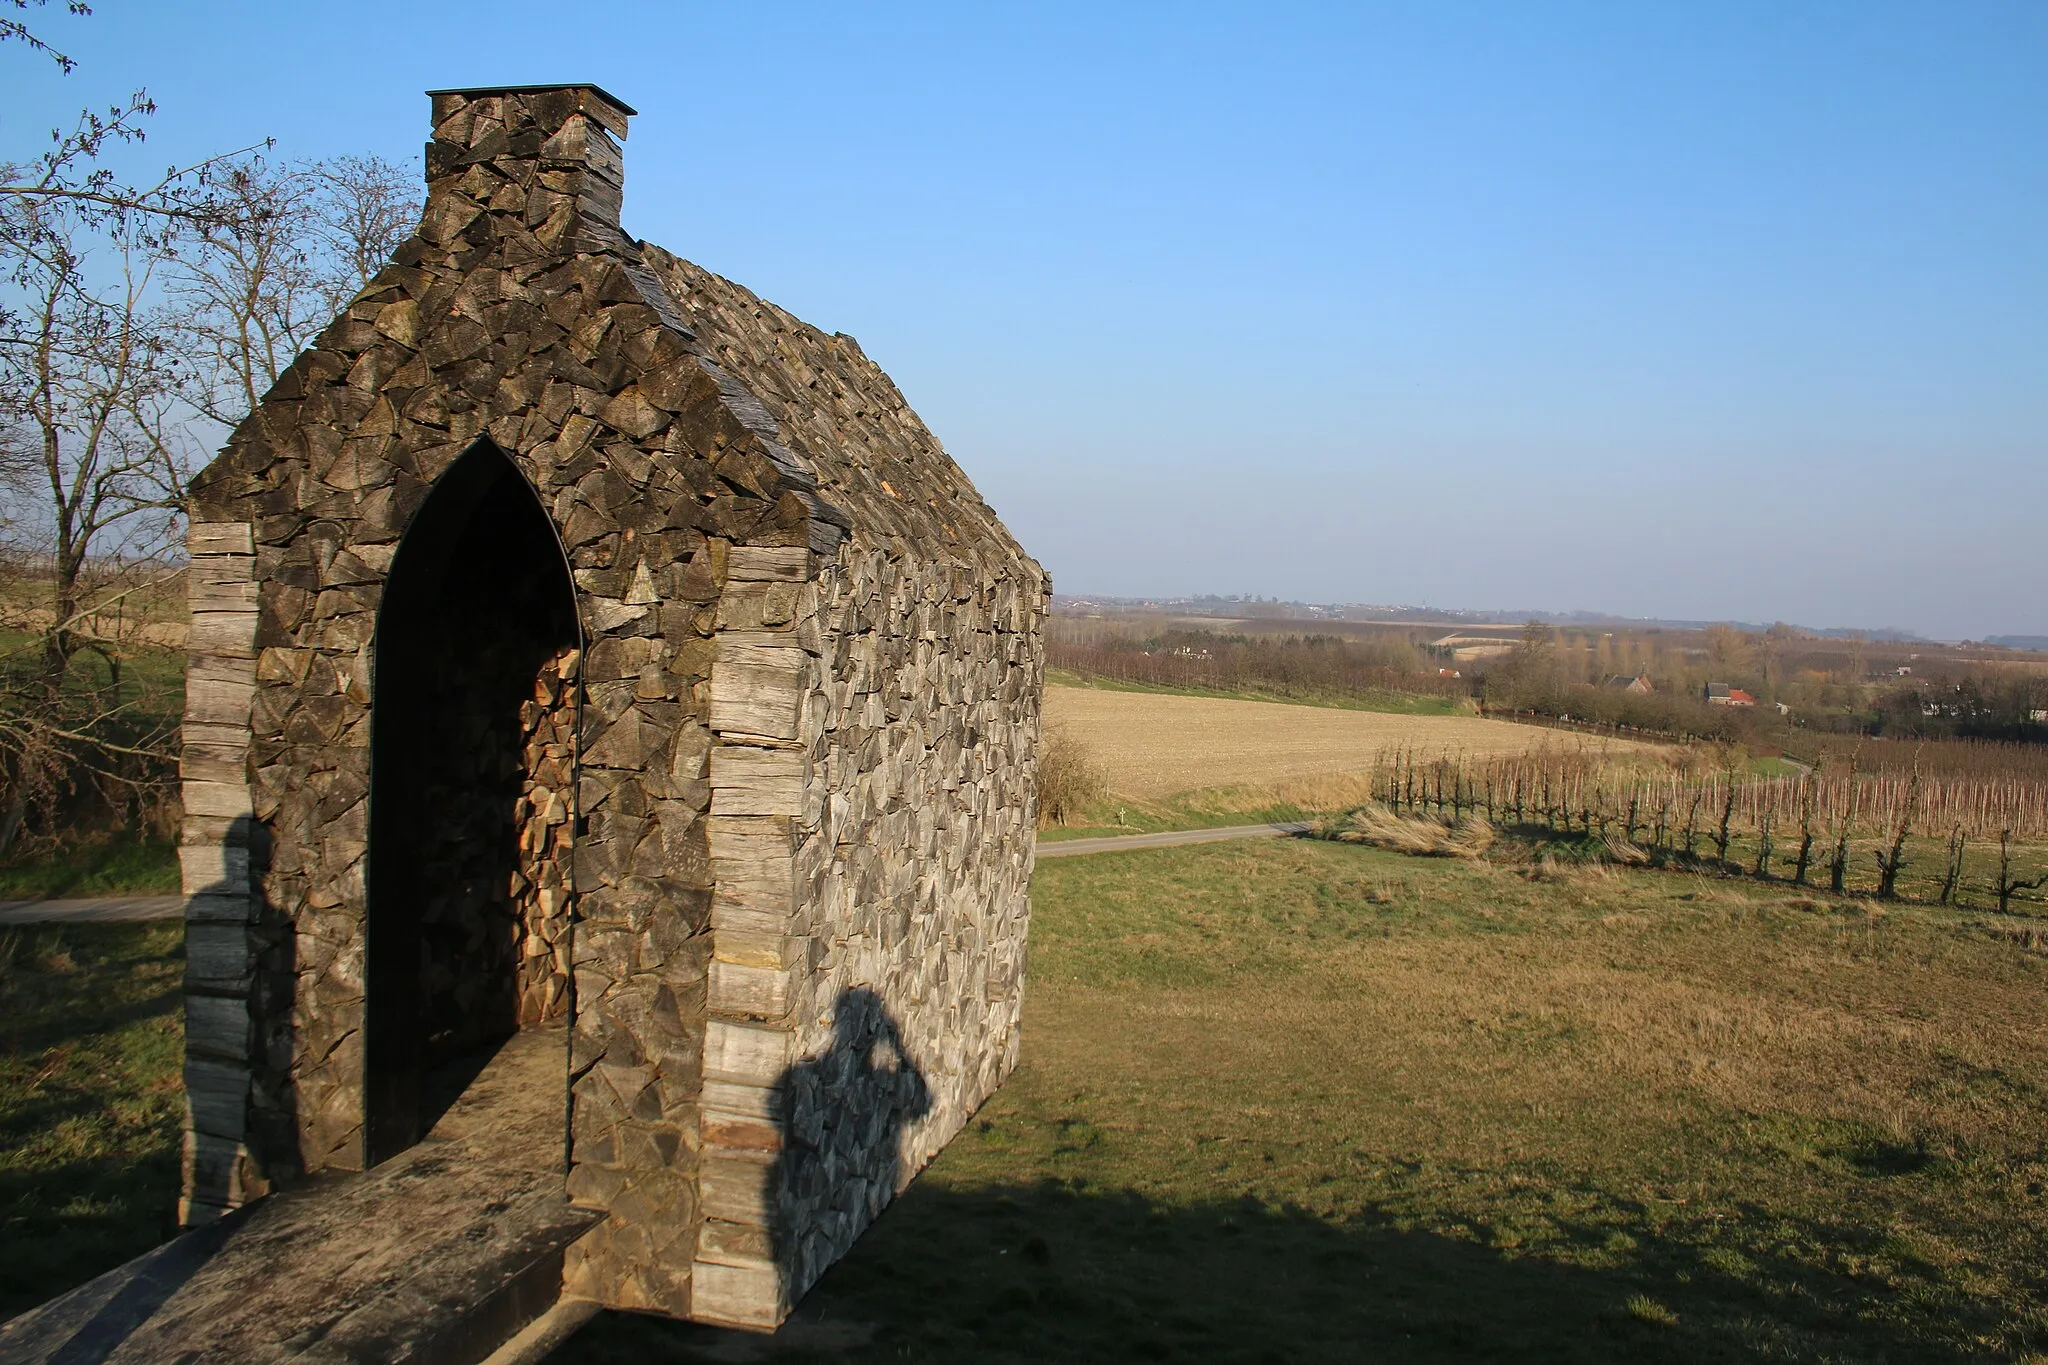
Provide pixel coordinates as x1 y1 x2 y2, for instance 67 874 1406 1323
0 895 181 925
1037 822 1312 859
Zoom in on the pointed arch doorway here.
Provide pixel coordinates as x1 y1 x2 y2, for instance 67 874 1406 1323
365 439 581 1166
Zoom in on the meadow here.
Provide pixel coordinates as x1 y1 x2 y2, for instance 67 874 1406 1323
0 922 184 1318
7 817 2048 1359
562 837 2048 1362
7 672 2048 1362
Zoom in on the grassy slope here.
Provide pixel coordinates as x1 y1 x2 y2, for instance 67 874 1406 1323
568 840 2048 1363
0 923 184 1318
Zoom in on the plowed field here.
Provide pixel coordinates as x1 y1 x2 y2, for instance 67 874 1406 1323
1043 685 1655 798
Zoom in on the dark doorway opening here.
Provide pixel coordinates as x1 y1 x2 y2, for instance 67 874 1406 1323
365 440 580 1167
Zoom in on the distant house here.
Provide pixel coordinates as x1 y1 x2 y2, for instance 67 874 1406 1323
2030 709 2048 723
1602 674 1653 694
1438 667 1462 678
1893 666 1913 677
1705 683 1756 707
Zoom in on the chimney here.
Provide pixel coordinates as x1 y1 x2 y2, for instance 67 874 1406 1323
421 84 636 255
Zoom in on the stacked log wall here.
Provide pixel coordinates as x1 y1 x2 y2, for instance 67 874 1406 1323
180 89 840 1323
655 248 1050 1328
179 80 1047 1326
688 541 1044 1329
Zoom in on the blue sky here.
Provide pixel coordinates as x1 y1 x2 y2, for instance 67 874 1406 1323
6 2 2042 637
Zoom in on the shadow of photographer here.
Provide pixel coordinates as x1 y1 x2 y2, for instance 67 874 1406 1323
768 987 932 1304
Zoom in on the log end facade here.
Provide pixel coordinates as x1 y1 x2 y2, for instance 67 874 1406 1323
178 83 1046 1329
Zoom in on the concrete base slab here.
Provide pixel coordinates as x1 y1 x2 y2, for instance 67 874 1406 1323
0 1021 594 1363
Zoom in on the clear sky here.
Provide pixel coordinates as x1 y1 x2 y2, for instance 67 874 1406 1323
5 2 2042 638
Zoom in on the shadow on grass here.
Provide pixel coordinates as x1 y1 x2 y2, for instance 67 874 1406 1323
551 1174 2004 1364
0 924 184 1320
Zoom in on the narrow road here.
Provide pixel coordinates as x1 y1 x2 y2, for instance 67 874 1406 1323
1036 821 1312 859
0 823 1315 924
0 894 183 926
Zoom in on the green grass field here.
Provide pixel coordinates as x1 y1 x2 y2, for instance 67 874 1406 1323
0 838 180 899
6 841 2047 1359
564 839 2048 1363
0 923 184 1318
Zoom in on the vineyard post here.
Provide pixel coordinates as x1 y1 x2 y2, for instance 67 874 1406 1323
1830 775 1859 894
1752 804 1774 879
1791 776 1817 887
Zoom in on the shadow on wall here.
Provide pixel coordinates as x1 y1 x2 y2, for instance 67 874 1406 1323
770 988 931 1303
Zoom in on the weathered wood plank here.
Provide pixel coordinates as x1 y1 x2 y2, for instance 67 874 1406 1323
707 959 794 1019
703 1018 794 1085
725 546 808 583
710 642 803 740
188 523 255 557
689 1258 783 1331
188 653 258 687
185 924 250 991
188 577 261 612
184 893 252 925
184 1057 249 1139
700 1078 782 1121
188 612 260 662
180 843 249 895
183 676 254 727
708 746 804 817
186 993 252 1062
182 779 253 819
696 1148 776 1224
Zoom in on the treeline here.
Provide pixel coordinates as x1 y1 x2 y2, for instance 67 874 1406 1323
1869 676 2048 742
1474 621 2048 748
1047 619 1464 702
1480 676 1758 743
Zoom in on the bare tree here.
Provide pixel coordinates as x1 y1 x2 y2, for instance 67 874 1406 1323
1873 764 1921 900
0 11 263 856
1995 829 2046 915
309 155 417 300
0 164 197 852
168 153 417 425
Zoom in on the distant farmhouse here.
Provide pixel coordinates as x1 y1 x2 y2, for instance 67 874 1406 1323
1705 683 1756 707
1602 674 1652 694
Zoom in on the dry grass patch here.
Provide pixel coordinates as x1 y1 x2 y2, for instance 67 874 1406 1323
1043 685 1658 799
